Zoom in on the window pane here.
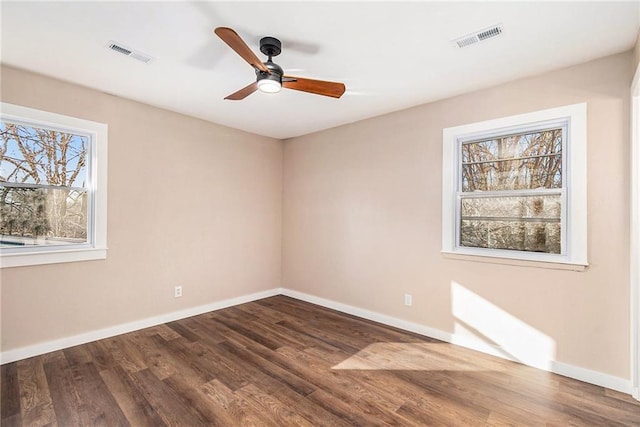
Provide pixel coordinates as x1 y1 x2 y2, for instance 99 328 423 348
0 186 87 247
0 121 88 187
461 128 562 191
460 195 561 253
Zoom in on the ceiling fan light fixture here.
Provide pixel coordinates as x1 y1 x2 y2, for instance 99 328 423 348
257 76 282 93
214 27 345 100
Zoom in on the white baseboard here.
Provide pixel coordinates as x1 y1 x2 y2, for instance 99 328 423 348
1 286 633 396
280 288 454 343
280 288 632 395
550 360 631 394
0 288 282 364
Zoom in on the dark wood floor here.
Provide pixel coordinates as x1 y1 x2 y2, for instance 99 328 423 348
2 295 640 426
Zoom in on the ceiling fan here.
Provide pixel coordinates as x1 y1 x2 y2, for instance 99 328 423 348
214 27 346 100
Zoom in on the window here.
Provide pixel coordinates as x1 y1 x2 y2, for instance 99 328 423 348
0 103 107 267
442 103 587 267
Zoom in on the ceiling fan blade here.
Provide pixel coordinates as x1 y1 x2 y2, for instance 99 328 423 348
214 27 269 73
224 82 258 100
282 76 346 98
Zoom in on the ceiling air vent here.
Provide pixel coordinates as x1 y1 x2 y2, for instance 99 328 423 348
107 41 153 63
453 24 504 48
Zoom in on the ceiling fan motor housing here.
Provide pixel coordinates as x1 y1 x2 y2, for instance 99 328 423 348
256 59 283 85
257 37 283 87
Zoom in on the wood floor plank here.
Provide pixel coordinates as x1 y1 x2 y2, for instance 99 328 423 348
216 339 317 396
234 301 289 324
253 381 352 427
128 368 205 426
179 317 226 344
276 319 363 353
306 388 389 426
276 296 435 341
42 356 85 426
62 345 93 367
148 334 214 386
185 316 229 345
85 340 120 373
234 383 315 427
165 321 201 343
97 337 146 374
63 359 130 426
123 333 178 381
244 318 311 350
208 312 282 350
1 363 22 426
16 358 56 427
254 344 366 402
162 373 233 426
199 379 268 427
99 366 166 427
259 296 433 344
2 295 639 426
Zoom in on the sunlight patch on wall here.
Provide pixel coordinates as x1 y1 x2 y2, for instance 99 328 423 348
451 281 556 370
332 342 503 371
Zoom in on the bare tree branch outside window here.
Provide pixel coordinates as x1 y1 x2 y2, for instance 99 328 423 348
0 121 88 247
459 128 563 254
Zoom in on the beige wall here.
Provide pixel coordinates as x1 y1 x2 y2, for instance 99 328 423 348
283 52 633 378
634 30 640 72
0 66 283 351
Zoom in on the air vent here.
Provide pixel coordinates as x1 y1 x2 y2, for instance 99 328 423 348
107 41 153 63
453 24 504 48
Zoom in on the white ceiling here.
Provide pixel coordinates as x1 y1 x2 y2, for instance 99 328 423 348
1 1 639 139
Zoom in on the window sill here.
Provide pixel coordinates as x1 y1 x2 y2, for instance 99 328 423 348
0 247 107 268
441 251 588 271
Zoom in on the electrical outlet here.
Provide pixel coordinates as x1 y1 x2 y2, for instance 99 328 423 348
404 294 412 306
174 285 182 298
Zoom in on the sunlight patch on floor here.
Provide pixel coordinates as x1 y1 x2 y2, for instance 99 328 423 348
331 342 493 371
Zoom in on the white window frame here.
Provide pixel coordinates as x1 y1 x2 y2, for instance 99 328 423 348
0 103 107 268
442 103 587 268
